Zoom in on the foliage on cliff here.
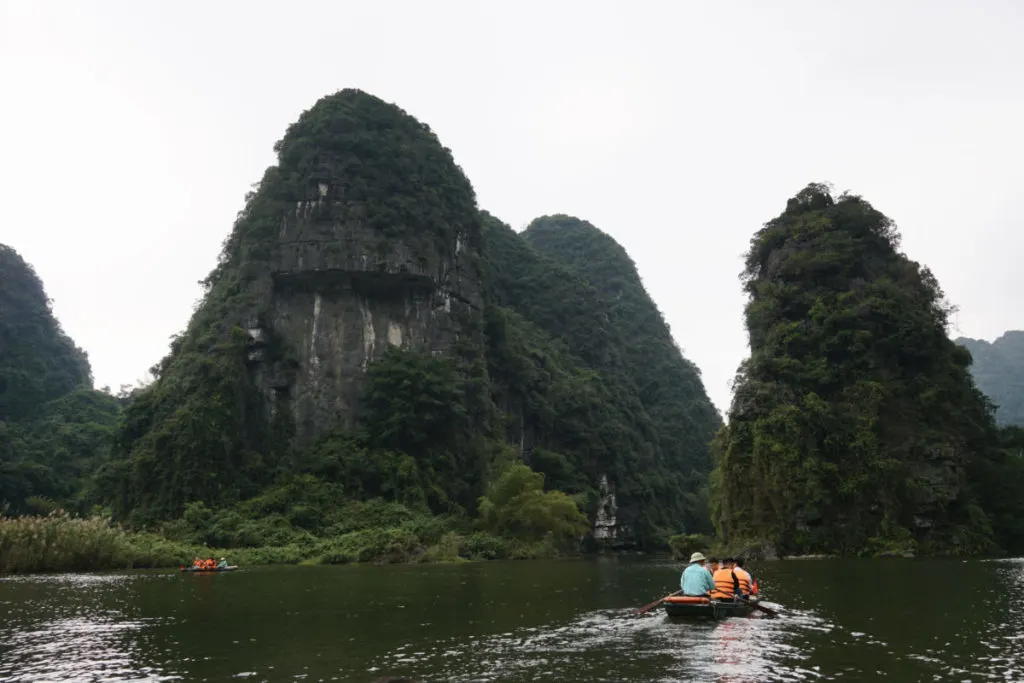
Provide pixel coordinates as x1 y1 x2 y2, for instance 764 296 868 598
106 89 487 526
0 244 121 515
956 332 1024 427
207 88 481 287
523 216 722 512
711 184 1015 556
4 90 719 557
482 214 722 539
0 245 91 422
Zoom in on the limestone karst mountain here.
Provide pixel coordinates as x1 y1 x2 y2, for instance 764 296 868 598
102 89 720 546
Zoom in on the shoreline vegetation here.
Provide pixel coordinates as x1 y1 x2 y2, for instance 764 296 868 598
1 462 591 574
0 512 965 575
0 509 575 575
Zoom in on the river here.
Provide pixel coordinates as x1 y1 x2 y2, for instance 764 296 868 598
1 556 1022 682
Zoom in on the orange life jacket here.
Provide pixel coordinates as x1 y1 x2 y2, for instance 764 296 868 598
751 578 760 595
733 567 752 595
710 568 738 599
193 559 202 568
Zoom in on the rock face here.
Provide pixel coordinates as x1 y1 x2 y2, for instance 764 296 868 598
246 189 481 446
222 90 483 446
109 89 489 523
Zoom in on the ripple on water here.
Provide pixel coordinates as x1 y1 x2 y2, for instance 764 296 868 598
357 603 837 683
0 614 180 683
0 572 180 683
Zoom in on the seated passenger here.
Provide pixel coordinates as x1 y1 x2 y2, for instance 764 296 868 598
710 557 739 599
680 552 715 596
733 557 753 596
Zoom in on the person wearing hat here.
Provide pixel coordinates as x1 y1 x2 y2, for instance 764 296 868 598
216 557 229 569
681 551 715 596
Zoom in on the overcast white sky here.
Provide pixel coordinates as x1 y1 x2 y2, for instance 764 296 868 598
2 0 1022 413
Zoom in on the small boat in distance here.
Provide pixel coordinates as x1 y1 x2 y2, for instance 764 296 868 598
662 595 759 619
180 565 239 573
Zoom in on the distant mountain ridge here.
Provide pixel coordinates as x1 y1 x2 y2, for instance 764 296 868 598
957 331 1024 427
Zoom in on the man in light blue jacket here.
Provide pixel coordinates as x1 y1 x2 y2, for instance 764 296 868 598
681 551 715 596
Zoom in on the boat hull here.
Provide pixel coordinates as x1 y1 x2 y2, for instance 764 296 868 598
662 595 758 619
180 566 238 573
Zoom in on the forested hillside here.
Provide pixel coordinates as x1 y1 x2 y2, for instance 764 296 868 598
0 244 121 515
483 214 721 539
523 215 722 527
711 184 1024 557
956 332 1024 427
0 89 719 565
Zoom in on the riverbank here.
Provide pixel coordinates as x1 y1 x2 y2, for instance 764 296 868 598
0 511 572 574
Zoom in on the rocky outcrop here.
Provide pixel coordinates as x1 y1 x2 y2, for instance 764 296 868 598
109 89 487 522
240 183 481 445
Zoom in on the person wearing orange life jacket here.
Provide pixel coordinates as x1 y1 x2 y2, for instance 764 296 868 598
710 557 740 600
733 557 757 593
732 557 753 596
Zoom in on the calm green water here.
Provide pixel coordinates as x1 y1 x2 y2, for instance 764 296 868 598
1 556 1022 682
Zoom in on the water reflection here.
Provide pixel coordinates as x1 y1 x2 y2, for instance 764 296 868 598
0 573 180 683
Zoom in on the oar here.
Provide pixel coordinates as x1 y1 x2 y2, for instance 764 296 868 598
737 595 780 617
635 589 683 615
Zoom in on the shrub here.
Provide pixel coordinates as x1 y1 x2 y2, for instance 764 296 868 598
477 464 589 549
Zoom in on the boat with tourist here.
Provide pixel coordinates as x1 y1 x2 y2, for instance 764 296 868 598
661 594 759 619
180 565 238 573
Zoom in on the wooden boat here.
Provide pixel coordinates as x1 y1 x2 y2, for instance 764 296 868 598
180 565 239 573
661 595 759 619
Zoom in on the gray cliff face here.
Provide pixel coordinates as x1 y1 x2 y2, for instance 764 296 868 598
243 189 482 447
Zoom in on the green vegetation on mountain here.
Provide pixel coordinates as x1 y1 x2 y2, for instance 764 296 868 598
0 88 722 573
5 91 1022 572
711 184 1024 557
956 332 1024 427
484 212 724 539
105 88 490 528
0 245 91 422
0 244 121 517
523 215 722 527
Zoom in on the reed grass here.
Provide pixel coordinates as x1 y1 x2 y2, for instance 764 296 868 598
0 510 562 574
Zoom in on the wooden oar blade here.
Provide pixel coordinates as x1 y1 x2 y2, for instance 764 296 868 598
635 589 686 615
634 597 666 615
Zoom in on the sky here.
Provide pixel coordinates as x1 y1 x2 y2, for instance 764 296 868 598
1 0 1022 414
